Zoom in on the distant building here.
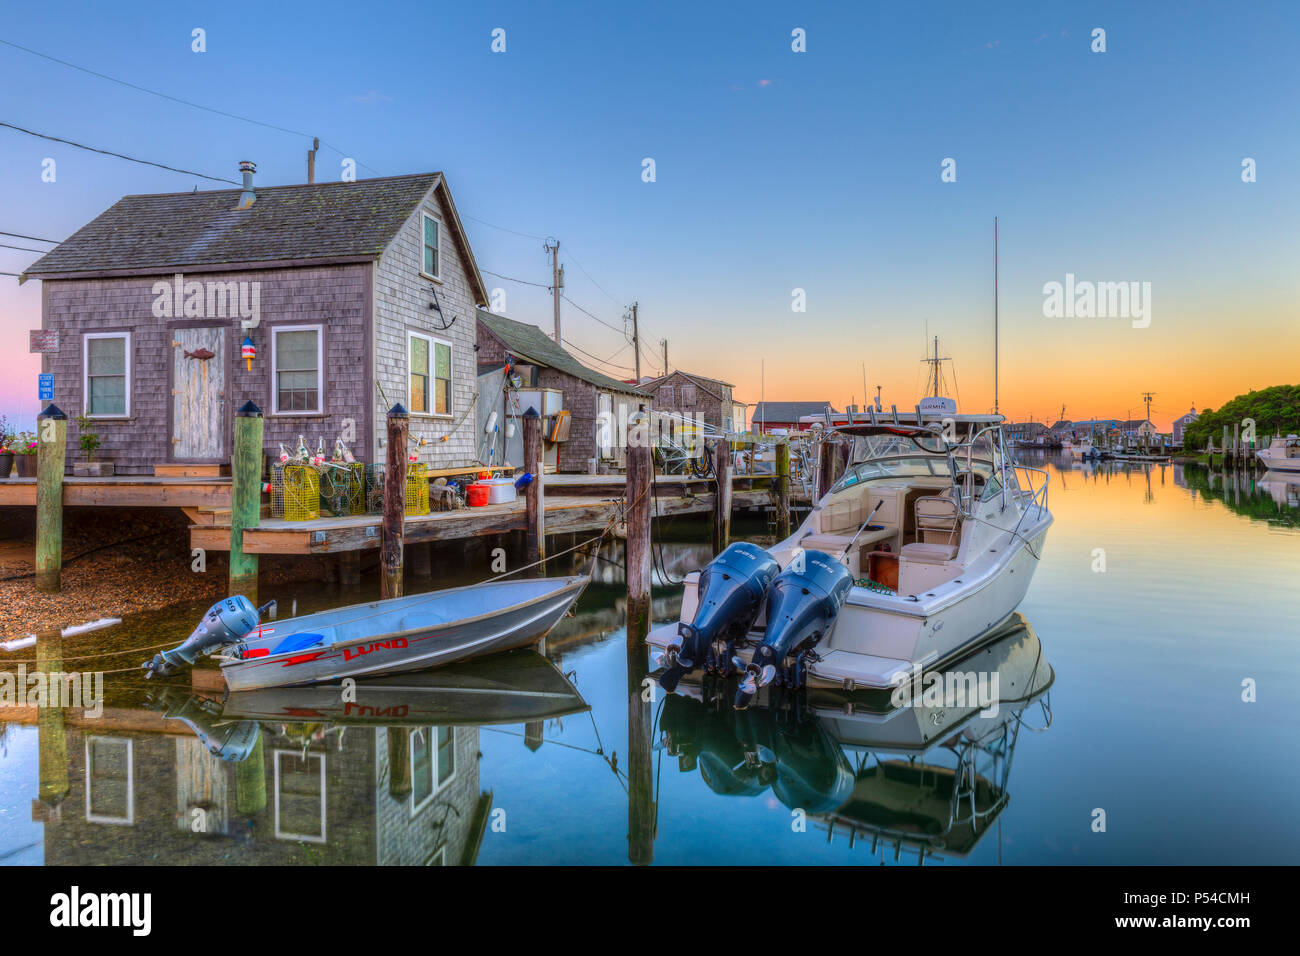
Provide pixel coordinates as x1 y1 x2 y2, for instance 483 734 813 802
1005 421 1049 444
1172 407 1199 444
750 401 838 431
640 370 739 431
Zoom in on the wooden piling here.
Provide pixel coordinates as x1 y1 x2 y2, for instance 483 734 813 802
35 629 69 810
229 401 264 602
338 551 361 588
523 409 544 566
712 437 732 554
34 405 67 593
408 542 432 580
235 734 267 817
382 404 410 600
624 412 654 865
387 727 412 799
818 433 837 498
775 439 791 539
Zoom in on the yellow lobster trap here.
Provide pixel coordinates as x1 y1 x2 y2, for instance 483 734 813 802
363 463 430 516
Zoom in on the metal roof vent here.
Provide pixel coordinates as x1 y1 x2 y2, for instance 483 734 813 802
237 160 257 209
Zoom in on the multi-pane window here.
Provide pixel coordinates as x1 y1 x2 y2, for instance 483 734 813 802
681 383 697 406
422 213 441 279
84 333 129 417
273 326 321 413
409 332 451 415
411 726 456 813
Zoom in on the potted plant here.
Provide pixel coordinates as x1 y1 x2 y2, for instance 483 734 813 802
11 431 37 478
72 415 113 476
0 416 13 478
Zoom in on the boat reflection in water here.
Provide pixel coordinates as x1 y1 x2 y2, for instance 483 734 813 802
657 613 1053 863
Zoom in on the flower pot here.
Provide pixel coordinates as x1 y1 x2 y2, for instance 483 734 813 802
15 455 37 478
0 453 12 478
73 461 115 477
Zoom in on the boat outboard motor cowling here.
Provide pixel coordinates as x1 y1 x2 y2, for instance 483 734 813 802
659 542 779 692
736 550 852 708
143 596 262 679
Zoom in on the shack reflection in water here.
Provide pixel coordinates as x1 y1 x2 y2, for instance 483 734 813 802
656 613 1053 864
26 650 586 866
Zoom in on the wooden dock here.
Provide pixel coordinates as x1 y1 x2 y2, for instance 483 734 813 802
1 471 778 556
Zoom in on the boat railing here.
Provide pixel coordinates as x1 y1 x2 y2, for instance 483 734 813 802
1010 465 1050 536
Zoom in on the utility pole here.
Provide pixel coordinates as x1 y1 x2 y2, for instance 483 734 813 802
629 302 640 382
545 240 562 342
1142 391 1154 424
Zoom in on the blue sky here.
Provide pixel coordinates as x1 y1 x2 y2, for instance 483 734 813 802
2 0 1298 428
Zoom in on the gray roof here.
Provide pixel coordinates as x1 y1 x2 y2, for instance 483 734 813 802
477 310 649 397
22 173 487 301
751 401 838 423
642 369 735 401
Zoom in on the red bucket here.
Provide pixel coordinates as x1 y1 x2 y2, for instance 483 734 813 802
466 482 490 507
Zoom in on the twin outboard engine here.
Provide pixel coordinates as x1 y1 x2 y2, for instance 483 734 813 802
735 550 852 709
142 596 266 679
658 542 779 692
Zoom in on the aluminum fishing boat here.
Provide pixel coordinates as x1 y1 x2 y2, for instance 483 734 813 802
143 576 588 691
647 406 1052 700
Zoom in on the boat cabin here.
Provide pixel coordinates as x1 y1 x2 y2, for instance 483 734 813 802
786 414 1017 597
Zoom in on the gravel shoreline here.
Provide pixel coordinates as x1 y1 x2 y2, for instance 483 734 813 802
0 508 329 640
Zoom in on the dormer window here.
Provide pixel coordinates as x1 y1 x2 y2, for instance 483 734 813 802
422 212 441 280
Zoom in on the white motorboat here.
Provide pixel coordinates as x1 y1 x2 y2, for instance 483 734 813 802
1064 436 1100 460
1256 435 1300 473
647 406 1052 701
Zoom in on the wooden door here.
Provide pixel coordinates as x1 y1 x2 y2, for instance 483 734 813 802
172 327 227 461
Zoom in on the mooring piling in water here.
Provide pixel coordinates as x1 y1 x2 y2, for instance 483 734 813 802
382 404 409 599
712 436 732 554
229 401 264 603
34 404 67 593
35 629 69 811
624 411 654 865
775 438 791 539
523 408 544 567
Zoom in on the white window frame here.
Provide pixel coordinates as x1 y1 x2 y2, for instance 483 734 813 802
270 324 324 415
420 211 442 281
408 330 453 418
84 736 135 826
410 725 457 816
274 749 327 844
83 331 132 419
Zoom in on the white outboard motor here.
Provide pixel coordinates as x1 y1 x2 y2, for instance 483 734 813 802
735 550 852 708
142 596 267 679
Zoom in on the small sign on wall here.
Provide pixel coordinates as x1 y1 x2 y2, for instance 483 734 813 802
29 330 59 353
38 373 54 401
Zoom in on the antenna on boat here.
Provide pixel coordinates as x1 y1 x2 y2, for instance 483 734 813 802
994 216 999 418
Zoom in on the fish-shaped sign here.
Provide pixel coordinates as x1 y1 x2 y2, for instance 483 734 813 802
184 347 216 360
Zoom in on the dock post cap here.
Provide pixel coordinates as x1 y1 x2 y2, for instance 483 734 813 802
387 403 409 418
235 400 263 418
37 403 67 420
522 408 540 419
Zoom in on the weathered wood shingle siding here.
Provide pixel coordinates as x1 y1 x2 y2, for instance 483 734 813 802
41 264 369 473
372 187 479 467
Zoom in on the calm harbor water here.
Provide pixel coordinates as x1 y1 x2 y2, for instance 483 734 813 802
2 453 1298 865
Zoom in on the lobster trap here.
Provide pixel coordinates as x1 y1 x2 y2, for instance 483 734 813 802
364 462 430 516
318 462 366 517
270 464 321 521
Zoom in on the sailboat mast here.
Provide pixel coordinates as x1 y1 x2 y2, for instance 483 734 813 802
994 216 999 417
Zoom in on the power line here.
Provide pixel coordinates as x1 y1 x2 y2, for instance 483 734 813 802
480 268 552 290
0 37 381 176
0 121 239 184
561 294 625 335
563 339 635 373
0 230 59 244
0 241 46 253
463 215 547 241
564 244 623 307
